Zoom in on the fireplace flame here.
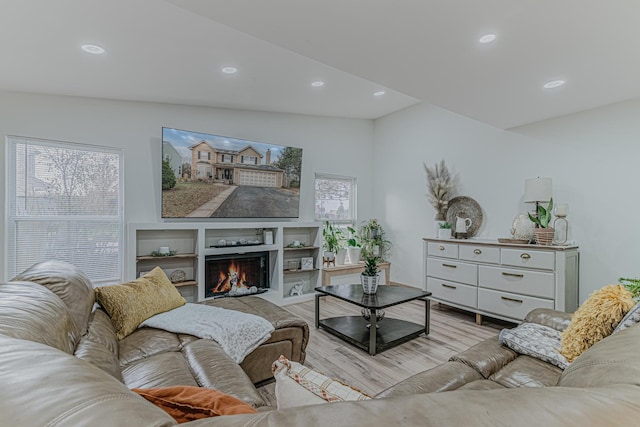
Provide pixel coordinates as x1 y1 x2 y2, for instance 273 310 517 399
212 260 253 293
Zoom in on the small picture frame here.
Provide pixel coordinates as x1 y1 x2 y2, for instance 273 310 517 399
300 257 314 270
287 259 299 271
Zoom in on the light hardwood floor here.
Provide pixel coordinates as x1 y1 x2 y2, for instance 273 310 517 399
258 296 513 406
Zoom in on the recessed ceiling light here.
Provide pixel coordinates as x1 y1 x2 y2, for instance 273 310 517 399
81 44 105 55
222 66 238 74
311 81 325 87
543 80 566 89
479 34 497 44
373 91 386 96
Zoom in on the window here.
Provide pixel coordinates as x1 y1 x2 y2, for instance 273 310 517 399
314 173 356 224
221 154 233 163
242 156 257 165
6 136 124 285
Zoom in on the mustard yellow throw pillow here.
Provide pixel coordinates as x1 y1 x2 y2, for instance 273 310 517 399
559 284 634 363
95 267 186 339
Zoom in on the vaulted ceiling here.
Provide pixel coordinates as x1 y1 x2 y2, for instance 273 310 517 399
1 0 638 128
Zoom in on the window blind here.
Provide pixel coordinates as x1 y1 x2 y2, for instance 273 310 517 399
6 136 124 285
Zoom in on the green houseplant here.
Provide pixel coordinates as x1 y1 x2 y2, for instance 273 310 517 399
528 198 555 245
361 255 381 294
358 219 392 261
438 222 452 239
322 221 343 261
346 226 362 264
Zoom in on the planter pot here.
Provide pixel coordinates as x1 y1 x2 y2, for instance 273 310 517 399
534 227 555 246
438 228 452 239
435 220 446 237
347 247 361 264
335 249 347 265
361 274 380 295
323 251 335 261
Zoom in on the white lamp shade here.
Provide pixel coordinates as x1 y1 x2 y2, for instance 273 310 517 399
524 177 552 202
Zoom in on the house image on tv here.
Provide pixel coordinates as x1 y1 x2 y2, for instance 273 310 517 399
188 140 285 187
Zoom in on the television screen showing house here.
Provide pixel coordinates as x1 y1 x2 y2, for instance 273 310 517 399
161 127 302 218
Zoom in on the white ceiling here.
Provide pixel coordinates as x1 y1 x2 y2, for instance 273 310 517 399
1 0 639 128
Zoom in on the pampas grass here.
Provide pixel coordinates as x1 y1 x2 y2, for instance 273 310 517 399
423 160 455 220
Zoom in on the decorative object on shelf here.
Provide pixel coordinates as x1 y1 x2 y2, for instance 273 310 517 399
169 270 186 283
263 230 274 245
446 196 483 238
150 249 178 257
358 219 392 261
286 241 307 248
511 213 535 241
528 197 554 245
423 159 456 221
287 260 299 271
553 204 569 245
361 255 381 294
159 246 171 255
300 257 314 270
438 222 452 239
289 281 304 296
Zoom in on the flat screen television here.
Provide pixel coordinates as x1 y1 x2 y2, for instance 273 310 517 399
161 127 302 219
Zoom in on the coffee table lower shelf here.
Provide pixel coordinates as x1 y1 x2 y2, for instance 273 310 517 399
318 316 426 355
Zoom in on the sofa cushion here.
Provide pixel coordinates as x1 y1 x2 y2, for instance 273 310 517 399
449 337 517 379
272 355 371 409
0 281 79 354
133 386 256 423
559 322 640 388
376 361 483 398
499 323 568 369
559 284 634 362
523 308 572 332
95 267 186 339
12 260 95 335
489 355 563 388
74 309 122 381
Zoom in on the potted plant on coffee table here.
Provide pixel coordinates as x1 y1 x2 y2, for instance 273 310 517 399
528 197 554 245
361 255 381 294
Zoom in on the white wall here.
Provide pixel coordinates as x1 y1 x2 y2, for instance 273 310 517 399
0 91 374 279
373 100 640 303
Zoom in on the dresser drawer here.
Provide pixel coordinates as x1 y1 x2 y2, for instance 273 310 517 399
478 288 554 321
459 245 500 264
427 242 458 259
427 277 477 308
478 265 555 299
501 248 555 271
426 258 477 285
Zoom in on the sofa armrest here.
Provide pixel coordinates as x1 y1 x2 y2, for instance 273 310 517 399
524 308 572 332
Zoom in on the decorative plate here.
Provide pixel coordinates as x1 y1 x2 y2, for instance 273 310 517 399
169 269 186 283
446 196 483 237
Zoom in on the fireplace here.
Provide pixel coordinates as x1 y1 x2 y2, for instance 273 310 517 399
205 252 269 298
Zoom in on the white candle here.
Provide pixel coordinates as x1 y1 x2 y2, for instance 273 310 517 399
555 204 568 217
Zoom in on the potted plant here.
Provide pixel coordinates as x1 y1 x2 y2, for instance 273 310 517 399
361 255 381 294
322 221 343 262
528 198 554 245
346 226 362 264
358 219 392 261
438 222 452 239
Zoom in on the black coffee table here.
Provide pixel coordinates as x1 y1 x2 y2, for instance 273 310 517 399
315 284 431 355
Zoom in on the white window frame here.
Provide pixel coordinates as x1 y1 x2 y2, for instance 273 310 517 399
314 173 357 225
5 135 124 285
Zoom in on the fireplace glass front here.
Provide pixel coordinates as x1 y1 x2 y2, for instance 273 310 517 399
205 252 269 298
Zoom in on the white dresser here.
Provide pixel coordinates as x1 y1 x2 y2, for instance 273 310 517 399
423 238 579 324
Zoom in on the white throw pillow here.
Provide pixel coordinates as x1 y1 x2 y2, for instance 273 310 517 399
271 355 371 409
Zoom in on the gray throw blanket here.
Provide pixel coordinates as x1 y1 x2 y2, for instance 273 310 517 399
140 303 274 363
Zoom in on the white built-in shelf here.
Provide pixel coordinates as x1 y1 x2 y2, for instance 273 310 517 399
284 268 319 274
202 244 279 257
283 246 319 251
136 253 198 262
172 280 198 288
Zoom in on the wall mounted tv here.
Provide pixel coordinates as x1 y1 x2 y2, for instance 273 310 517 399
162 127 302 219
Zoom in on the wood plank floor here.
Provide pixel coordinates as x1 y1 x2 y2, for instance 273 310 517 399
258 296 513 406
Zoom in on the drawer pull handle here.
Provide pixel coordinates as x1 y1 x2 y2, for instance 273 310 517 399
473 249 482 255
501 296 524 304
441 284 457 289
442 263 457 269
520 253 531 259
439 246 445 251
502 272 524 278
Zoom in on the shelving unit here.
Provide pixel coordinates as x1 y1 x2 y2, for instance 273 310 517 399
127 222 322 306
